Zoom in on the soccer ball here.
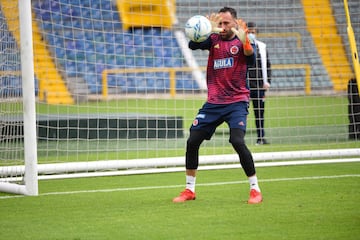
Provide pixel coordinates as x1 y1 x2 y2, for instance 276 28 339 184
185 15 212 42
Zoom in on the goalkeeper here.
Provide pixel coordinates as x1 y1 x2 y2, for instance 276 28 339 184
173 7 262 204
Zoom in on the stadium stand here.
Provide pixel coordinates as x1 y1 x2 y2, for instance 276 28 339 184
330 0 360 63
0 9 41 97
1 0 358 96
32 0 196 95
176 0 333 91
0 11 22 97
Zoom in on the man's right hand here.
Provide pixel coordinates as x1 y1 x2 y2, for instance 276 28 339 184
207 13 223 33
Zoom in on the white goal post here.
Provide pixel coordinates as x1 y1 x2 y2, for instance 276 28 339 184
0 0 38 195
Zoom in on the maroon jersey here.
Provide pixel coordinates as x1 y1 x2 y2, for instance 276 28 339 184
190 34 255 104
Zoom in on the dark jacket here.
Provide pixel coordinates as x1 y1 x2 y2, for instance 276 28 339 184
248 41 271 90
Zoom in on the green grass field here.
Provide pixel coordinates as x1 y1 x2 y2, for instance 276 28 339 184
1 162 359 239
1 95 359 239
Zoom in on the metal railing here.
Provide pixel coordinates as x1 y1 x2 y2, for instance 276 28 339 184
101 64 312 99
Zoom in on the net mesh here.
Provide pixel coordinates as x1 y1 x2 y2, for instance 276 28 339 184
0 0 359 183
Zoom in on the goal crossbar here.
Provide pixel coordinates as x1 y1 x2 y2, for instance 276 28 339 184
1 149 359 182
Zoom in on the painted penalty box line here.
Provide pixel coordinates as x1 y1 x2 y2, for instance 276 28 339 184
0 174 359 199
23 174 360 197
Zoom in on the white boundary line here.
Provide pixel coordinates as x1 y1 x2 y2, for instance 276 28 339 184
1 174 359 199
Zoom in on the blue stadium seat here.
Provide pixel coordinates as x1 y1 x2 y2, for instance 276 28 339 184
115 56 125 66
32 0 196 94
0 13 27 96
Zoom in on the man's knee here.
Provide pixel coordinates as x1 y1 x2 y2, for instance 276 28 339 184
229 128 246 146
187 130 207 148
186 130 207 169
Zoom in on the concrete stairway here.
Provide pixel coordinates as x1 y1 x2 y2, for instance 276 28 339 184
302 0 354 91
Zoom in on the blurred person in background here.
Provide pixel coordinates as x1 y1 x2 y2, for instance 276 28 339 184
247 22 272 145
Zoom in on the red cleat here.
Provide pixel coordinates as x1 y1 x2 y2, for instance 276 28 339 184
173 189 196 203
248 189 263 204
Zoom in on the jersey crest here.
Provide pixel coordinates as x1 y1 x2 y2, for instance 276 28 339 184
230 45 239 55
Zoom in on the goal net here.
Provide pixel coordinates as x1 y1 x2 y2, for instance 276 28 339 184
0 0 38 195
1 0 360 195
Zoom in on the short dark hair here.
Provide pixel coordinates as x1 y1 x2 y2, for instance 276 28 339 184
247 22 256 28
218 7 237 19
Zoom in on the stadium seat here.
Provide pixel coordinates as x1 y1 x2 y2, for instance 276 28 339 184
0 13 26 96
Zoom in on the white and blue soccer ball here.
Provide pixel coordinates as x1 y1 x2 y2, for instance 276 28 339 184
185 15 212 42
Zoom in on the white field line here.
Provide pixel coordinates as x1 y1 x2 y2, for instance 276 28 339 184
0 174 359 199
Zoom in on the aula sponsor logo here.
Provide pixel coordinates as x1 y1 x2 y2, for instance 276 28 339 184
214 57 233 69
